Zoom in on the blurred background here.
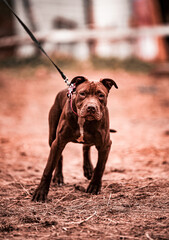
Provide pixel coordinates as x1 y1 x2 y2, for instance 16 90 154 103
0 0 169 67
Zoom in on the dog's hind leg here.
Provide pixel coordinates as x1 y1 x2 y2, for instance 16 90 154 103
83 145 93 180
52 155 64 185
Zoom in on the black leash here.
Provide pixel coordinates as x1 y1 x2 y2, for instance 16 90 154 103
2 0 70 86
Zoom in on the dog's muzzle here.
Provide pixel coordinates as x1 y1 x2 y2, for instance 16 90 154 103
79 103 102 121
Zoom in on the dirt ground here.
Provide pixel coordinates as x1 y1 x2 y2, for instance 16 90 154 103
0 65 169 239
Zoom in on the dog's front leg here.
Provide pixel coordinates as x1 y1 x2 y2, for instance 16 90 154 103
87 141 112 194
83 145 93 180
32 138 66 202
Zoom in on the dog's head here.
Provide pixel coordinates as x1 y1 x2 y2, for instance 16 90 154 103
70 76 118 121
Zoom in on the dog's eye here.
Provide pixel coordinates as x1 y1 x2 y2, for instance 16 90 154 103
98 93 105 98
79 92 86 97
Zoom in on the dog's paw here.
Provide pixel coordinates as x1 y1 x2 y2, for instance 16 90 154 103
86 181 101 195
53 174 64 186
32 187 48 202
83 163 93 180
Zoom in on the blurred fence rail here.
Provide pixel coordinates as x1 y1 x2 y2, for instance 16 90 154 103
0 25 169 48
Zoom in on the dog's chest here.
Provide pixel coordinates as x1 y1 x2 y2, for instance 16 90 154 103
74 119 99 144
74 130 95 144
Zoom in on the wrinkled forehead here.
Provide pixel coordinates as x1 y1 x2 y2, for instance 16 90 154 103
76 80 108 95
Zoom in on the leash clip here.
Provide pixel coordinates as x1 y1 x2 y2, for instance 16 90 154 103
67 83 76 99
64 77 76 98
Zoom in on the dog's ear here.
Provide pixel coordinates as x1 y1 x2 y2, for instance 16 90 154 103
70 76 88 87
100 78 118 92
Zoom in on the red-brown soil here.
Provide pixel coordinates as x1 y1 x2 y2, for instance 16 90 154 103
0 66 169 239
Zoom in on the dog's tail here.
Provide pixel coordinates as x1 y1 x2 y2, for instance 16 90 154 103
110 129 117 133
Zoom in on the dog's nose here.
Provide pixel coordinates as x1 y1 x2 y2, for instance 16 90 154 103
87 105 96 113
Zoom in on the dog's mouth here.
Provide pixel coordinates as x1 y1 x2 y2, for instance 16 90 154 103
82 111 102 121
85 115 95 121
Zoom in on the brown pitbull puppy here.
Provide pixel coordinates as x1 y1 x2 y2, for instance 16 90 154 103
32 76 118 202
